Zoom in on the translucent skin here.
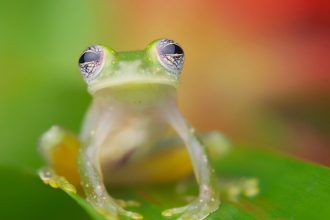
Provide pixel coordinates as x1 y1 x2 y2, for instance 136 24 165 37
39 39 221 220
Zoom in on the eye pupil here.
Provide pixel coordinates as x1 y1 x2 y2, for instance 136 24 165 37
159 44 184 55
79 52 100 64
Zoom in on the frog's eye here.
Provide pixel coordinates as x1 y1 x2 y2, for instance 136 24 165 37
78 45 105 82
156 39 184 74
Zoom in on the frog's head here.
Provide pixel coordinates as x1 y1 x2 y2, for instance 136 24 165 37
78 39 184 95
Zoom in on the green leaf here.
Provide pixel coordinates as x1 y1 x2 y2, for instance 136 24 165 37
0 166 90 220
1 148 329 220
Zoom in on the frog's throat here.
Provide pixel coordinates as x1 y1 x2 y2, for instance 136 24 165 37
87 78 179 95
89 82 177 108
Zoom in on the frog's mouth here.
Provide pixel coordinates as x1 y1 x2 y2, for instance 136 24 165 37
88 77 179 94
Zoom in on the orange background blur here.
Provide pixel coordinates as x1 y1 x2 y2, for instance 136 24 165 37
0 0 329 167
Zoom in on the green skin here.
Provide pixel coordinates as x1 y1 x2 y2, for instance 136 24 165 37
39 39 222 220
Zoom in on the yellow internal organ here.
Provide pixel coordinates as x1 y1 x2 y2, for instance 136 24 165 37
50 134 193 186
108 147 193 185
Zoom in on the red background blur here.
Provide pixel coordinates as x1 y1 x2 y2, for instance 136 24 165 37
94 0 330 165
1 0 329 167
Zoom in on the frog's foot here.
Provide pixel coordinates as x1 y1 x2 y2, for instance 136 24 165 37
38 167 77 194
162 197 219 220
90 197 143 220
219 177 259 202
39 168 142 220
115 199 140 208
201 131 231 160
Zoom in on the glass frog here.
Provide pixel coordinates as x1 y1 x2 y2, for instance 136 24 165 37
38 39 230 220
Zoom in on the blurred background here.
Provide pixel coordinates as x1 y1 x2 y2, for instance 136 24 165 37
0 0 329 171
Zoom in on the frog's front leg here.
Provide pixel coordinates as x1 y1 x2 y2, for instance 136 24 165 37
78 114 143 220
162 107 220 220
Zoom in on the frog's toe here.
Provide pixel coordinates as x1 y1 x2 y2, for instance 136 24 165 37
91 197 143 220
99 207 143 220
115 199 140 208
162 205 188 217
38 167 77 194
118 208 143 220
221 177 259 202
162 198 219 220
96 207 118 220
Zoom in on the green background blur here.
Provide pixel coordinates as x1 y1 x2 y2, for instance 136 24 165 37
1 0 329 173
